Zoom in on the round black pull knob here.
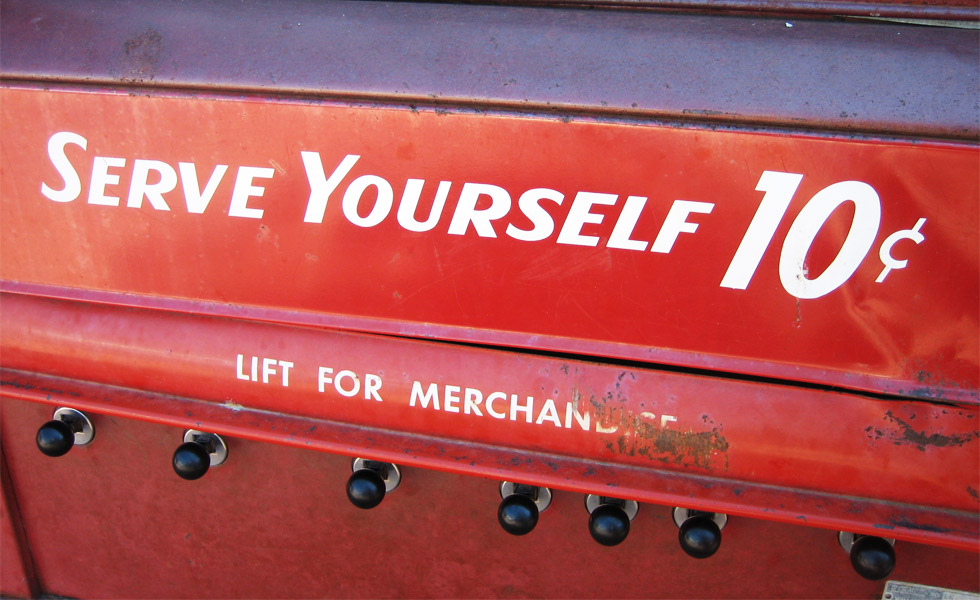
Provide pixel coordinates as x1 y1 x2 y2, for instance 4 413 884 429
173 441 211 480
589 503 630 546
498 493 539 535
35 407 95 457
347 468 386 509
679 515 722 558
172 430 227 480
497 482 552 536
36 419 75 457
347 458 401 509
850 535 896 580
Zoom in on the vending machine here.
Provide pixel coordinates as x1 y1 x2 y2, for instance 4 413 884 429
1 0 977 597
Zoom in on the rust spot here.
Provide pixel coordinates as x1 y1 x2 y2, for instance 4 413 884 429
592 396 728 471
881 410 979 451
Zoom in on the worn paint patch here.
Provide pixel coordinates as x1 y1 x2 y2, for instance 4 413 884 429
876 410 980 451
896 359 979 403
591 394 728 471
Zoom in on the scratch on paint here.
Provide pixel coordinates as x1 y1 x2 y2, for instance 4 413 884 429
268 159 287 175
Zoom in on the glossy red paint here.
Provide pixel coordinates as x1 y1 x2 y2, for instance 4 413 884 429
1 88 977 402
2 294 977 551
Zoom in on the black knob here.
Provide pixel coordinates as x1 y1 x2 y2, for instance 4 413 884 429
173 441 211 480
36 419 75 457
589 503 630 546
679 515 722 558
498 494 539 535
347 468 386 509
850 535 896 580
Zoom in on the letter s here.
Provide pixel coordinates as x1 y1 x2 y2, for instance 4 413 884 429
41 131 88 203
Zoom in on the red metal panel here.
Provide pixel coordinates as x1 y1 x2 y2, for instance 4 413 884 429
0 451 38 600
1 88 977 401
2 294 977 550
2 397 977 599
1 2 978 596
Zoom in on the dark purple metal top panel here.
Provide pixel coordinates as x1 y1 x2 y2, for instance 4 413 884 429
482 0 979 20
1 0 978 138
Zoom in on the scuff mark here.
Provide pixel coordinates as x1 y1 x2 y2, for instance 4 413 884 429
967 486 979 502
1 378 83 397
222 401 245 412
122 28 163 82
889 517 950 534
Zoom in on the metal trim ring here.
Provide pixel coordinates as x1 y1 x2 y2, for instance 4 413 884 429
585 494 638 521
499 481 553 513
352 457 401 493
838 531 895 553
183 429 228 467
53 407 95 446
672 507 728 531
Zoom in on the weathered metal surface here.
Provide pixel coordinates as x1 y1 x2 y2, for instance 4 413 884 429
2 372 979 555
0 454 38 599
498 0 980 20
1 2 977 596
2 88 977 401
1 294 977 550
2 398 977 599
1 0 977 139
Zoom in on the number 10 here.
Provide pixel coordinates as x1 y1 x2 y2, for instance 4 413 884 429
720 171 882 299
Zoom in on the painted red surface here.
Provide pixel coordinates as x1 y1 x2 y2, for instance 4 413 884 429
0 454 37 600
1 88 977 402
2 294 977 551
1 2 977 597
1 398 978 599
